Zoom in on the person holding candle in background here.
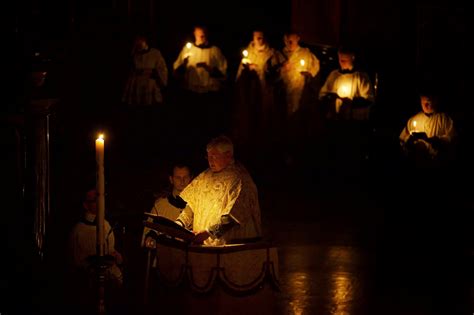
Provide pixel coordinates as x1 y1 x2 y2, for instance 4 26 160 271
233 29 281 156
399 89 456 164
172 25 228 146
173 25 227 93
277 31 320 116
319 45 375 120
275 30 320 167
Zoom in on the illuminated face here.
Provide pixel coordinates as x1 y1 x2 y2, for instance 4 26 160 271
194 27 208 46
253 31 265 47
284 34 300 52
207 148 232 172
338 52 355 70
170 167 191 193
420 95 437 114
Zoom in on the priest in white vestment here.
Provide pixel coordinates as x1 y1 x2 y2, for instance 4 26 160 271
176 135 262 246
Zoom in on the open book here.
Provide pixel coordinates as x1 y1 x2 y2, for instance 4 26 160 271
143 212 195 242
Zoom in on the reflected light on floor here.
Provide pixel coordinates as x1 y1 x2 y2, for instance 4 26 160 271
287 271 310 315
329 246 355 315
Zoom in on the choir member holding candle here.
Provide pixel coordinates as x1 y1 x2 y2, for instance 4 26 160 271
275 31 320 167
233 30 281 151
173 25 227 94
319 45 375 120
172 25 228 141
399 89 456 162
277 31 320 116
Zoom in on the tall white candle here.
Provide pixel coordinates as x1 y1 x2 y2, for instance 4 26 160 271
95 134 105 256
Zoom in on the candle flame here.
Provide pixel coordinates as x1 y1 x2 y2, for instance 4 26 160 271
242 50 249 57
98 134 104 140
186 42 192 49
300 59 305 66
413 121 417 128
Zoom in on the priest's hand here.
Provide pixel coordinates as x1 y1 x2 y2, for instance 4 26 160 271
192 230 211 244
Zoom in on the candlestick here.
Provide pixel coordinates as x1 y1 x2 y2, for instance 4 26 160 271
95 134 105 256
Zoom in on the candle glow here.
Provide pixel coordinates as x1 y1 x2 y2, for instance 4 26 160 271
184 42 192 58
242 49 251 65
95 134 105 256
411 120 417 134
337 84 351 98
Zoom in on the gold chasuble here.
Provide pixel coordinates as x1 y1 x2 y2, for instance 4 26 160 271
178 162 262 246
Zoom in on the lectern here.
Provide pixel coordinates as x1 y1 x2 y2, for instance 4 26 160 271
142 214 279 315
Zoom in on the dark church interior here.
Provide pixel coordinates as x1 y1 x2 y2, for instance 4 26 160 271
2 0 471 314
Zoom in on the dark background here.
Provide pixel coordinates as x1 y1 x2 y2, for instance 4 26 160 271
2 0 470 314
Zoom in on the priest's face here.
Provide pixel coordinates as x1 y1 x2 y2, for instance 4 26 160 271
207 149 232 172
